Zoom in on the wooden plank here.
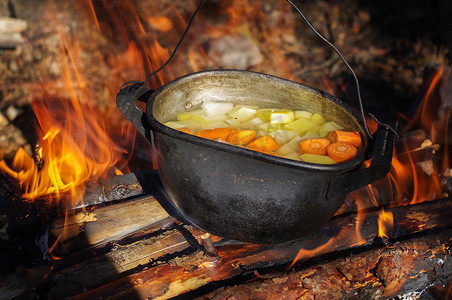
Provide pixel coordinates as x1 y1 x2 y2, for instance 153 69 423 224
45 225 212 299
49 194 171 256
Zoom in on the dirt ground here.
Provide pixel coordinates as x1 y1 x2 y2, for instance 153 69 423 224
0 0 451 161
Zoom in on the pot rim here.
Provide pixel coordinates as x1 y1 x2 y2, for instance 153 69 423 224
146 69 367 172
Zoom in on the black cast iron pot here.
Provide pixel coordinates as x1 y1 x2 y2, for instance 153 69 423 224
116 70 395 244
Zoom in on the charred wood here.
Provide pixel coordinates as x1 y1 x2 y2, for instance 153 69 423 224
199 230 452 299
63 198 452 300
45 226 202 298
0 172 22 205
30 224 217 299
395 129 427 153
0 30 24 48
2 171 157 236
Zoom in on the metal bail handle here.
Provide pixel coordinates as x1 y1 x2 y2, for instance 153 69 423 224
119 0 398 140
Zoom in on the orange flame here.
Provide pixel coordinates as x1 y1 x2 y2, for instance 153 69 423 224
377 209 394 239
0 44 126 208
291 66 450 266
0 0 448 264
0 0 191 210
147 16 174 33
390 66 449 205
73 0 448 270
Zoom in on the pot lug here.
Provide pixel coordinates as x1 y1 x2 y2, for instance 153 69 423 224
326 122 397 201
116 84 154 139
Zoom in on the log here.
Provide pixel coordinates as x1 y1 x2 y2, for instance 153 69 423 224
48 194 172 257
396 140 440 166
45 225 217 299
0 273 28 300
395 129 427 153
71 171 149 210
4 171 158 236
7 222 225 299
57 198 451 300
199 231 452 299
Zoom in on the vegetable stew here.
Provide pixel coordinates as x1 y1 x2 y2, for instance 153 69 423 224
164 102 362 164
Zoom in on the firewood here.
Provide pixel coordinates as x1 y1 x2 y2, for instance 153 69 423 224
335 175 395 215
3 171 157 236
0 273 27 300
48 194 171 256
58 198 451 300
0 18 27 47
396 141 440 165
71 171 148 210
199 233 219 257
199 230 452 299
44 225 214 299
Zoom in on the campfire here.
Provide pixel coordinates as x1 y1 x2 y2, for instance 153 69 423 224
1 0 451 299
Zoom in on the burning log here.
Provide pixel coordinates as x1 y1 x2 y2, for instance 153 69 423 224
33 197 452 299
71 171 150 210
11 223 222 299
200 230 452 299
336 128 442 216
396 132 440 167
395 129 427 151
2 171 158 236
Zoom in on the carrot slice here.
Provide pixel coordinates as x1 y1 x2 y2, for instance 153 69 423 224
327 130 362 147
299 138 331 155
327 142 358 163
197 128 231 141
226 129 257 145
177 127 195 135
247 135 280 153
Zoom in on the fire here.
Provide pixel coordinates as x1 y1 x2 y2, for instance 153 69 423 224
0 56 125 208
377 209 394 239
291 65 451 266
0 0 449 267
390 66 449 205
147 16 174 33
0 0 306 206
0 0 184 208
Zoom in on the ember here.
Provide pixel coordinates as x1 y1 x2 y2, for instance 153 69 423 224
0 0 451 299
